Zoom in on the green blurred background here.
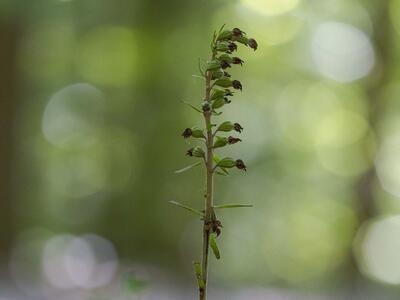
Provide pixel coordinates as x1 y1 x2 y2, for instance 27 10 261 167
2 0 400 299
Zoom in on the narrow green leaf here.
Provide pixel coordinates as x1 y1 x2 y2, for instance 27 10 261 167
169 201 204 217
192 74 204 79
209 233 221 259
181 101 202 113
213 204 253 209
175 161 202 174
193 261 205 289
215 170 229 176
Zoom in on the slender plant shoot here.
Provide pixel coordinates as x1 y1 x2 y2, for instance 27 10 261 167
171 26 258 300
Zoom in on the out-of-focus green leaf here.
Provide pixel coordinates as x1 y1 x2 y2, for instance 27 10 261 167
209 233 220 259
121 273 147 294
175 161 202 174
169 201 204 217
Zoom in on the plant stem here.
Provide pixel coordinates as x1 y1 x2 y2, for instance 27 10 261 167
200 64 214 300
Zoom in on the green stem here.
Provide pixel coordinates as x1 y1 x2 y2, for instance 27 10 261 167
200 52 215 300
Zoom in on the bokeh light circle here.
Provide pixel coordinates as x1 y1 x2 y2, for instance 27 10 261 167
356 215 400 285
311 22 375 82
240 0 300 16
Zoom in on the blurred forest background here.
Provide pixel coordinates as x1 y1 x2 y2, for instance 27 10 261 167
2 0 400 299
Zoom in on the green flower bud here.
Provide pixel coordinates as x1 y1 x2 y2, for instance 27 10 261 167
218 54 233 63
217 30 233 41
211 89 226 101
232 35 249 45
191 127 205 139
217 157 236 168
189 146 205 158
214 78 233 88
211 69 224 80
217 121 234 132
212 98 225 109
206 60 222 71
213 136 228 148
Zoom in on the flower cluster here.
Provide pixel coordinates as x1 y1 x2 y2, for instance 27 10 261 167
180 27 257 173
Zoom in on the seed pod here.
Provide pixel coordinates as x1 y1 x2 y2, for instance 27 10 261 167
217 121 234 132
235 159 247 171
214 78 233 88
228 136 242 144
217 30 233 41
248 38 258 51
211 69 224 80
232 57 244 66
213 136 228 148
212 98 225 109
206 60 222 71
217 157 236 168
233 123 243 133
232 80 242 90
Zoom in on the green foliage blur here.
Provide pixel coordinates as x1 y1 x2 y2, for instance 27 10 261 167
2 0 400 299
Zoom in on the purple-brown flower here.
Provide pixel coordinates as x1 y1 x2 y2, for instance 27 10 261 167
235 159 247 171
232 80 242 91
232 28 245 37
232 57 244 66
228 136 242 144
220 60 231 69
233 123 243 133
182 128 192 138
227 42 237 53
248 38 258 51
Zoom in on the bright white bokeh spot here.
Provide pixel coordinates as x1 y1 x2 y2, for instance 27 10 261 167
357 216 400 284
42 234 118 289
42 83 105 149
311 22 375 82
240 0 300 16
375 134 400 197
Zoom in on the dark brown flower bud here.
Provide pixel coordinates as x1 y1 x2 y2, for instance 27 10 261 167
248 38 258 51
220 60 231 69
235 159 247 171
228 136 242 144
182 128 192 138
232 28 245 37
232 80 242 91
186 148 194 156
233 123 243 133
232 57 244 66
227 42 237 53
212 219 223 236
